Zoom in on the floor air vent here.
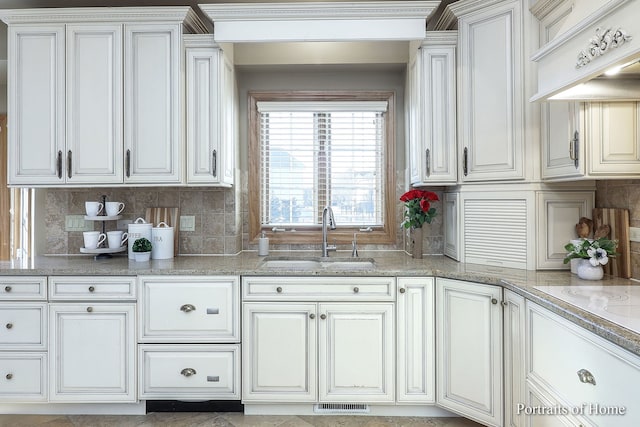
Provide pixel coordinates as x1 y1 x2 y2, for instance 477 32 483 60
313 403 370 414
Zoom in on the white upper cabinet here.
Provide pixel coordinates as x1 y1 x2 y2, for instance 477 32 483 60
445 0 525 182
184 36 235 186
66 24 123 184
7 25 65 185
124 23 182 184
408 32 457 186
1 7 207 187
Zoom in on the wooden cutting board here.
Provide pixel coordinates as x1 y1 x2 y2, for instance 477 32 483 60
592 208 631 278
145 207 180 257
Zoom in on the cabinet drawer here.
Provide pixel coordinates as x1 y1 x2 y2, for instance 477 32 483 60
0 352 47 401
527 302 640 426
139 344 240 400
242 276 396 301
49 276 136 300
0 276 47 300
139 276 239 342
0 303 47 350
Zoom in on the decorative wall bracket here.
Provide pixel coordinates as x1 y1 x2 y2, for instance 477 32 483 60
576 27 632 69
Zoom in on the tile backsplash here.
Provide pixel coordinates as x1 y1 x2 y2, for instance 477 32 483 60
596 179 640 279
42 171 445 256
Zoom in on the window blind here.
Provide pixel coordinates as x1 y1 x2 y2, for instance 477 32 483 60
258 101 387 228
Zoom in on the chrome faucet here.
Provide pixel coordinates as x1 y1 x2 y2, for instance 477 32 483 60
321 206 337 257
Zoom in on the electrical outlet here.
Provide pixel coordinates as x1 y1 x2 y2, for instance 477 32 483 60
65 215 92 232
180 215 196 232
630 227 640 243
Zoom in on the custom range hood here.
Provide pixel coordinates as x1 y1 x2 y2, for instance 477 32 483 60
531 0 640 101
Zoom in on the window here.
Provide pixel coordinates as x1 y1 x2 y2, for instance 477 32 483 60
248 92 396 245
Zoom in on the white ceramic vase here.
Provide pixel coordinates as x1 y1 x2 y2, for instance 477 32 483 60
576 259 604 280
134 251 151 262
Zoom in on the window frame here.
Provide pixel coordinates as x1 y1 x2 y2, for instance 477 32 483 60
248 91 396 246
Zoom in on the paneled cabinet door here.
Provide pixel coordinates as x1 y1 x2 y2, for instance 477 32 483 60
242 303 317 402
124 23 182 184
396 278 435 403
318 303 394 403
185 41 235 186
436 278 503 427
7 25 65 185
66 24 123 184
457 0 524 182
408 34 457 185
49 303 136 402
541 102 584 180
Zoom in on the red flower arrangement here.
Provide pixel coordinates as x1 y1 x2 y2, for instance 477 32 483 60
400 189 439 229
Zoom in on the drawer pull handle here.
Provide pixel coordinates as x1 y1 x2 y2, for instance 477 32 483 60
309 313 316 319
181 368 197 377
399 288 405 294
5 323 13 329
206 308 219 315
276 287 283 293
87 307 93 313
320 314 327 320
577 369 596 385
207 376 220 382
4 286 11 292
5 373 13 380
88 286 95 292
180 304 196 313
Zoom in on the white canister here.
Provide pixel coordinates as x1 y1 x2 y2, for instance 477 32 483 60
127 217 152 259
151 222 174 260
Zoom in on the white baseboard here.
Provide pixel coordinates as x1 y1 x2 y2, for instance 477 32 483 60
0 402 146 415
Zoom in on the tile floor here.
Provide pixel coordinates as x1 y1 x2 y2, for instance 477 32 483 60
0 413 483 427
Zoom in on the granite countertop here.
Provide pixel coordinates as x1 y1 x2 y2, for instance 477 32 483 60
1 250 639 357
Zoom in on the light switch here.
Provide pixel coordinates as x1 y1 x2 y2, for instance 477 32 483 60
630 227 640 243
180 215 196 232
65 215 92 232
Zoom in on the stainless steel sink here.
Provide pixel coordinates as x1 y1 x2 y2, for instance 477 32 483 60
260 256 375 270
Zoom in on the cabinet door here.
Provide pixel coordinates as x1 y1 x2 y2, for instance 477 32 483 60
124 23 182 184
504 290 525 427
49 303 136 402
318 302 394 403
7 25 65 185
407 50 423 185
443 192 459 261
396 278 434 403
220 54 236 186
458 0 524 182
436 278 502 427
541 102 584 180
242 302 317 402
66 24 123 184
586 102 640 176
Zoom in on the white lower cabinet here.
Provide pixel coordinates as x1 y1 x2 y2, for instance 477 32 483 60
526 301 640 427
137 276 241 401
504 290 526 427
436 278 503 427
242 276 395 405
48 303 136 402
396 277 435 403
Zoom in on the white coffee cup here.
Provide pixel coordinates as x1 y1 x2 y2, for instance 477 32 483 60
85 201 104 217
83 231 106 249
105 202 125 217
107 230 129 249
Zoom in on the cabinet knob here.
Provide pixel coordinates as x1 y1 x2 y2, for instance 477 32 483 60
5 323 12 329
5 373 13 380
320 314 327 320
353 287 359 293
181 368 197 377
180 304 196 313
276 287 283 293
88 286 95 293
86 307 93 313
309 313 316 319
577 368 596 385
4 286 11 292
501 300 508 307
491 298 498 305
399 288 406 294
